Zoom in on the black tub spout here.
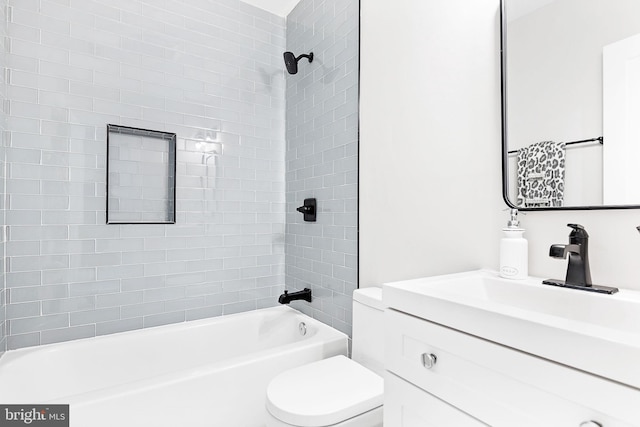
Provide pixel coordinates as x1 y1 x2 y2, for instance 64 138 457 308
278 288 312 304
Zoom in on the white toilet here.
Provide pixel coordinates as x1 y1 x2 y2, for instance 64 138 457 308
265 288 384 427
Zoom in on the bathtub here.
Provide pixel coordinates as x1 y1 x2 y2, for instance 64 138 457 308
0 306 348 427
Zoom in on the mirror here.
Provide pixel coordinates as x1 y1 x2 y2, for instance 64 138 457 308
501 0 640 210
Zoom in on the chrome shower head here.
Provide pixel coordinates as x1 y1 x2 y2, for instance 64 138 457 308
283 51 314 75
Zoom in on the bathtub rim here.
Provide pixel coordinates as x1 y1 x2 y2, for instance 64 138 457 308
1 305 331 360
0 305 349 404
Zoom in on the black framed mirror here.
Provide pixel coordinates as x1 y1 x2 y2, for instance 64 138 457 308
501 0 640 210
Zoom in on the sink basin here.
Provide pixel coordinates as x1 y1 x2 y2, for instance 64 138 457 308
383 269 640 390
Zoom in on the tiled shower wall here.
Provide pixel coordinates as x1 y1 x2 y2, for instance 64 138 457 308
0 0 7 356
5 0 286 350
285 0 359 336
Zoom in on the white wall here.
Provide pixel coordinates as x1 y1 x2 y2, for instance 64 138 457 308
360 0 504 286
360 0 640 293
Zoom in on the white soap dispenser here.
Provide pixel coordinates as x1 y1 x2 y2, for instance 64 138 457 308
499 209 528 279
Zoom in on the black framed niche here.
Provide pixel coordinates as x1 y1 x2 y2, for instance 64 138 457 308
106 124 177 224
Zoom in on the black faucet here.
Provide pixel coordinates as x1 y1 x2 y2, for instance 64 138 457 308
542 224 618 294
550 224 592 286
278 288 312 304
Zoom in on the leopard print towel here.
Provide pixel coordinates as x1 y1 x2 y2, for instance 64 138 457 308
516 141 566 208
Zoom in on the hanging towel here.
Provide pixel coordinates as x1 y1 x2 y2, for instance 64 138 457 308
516 141 566 208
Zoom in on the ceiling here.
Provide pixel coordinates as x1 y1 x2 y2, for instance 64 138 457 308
241 0 301 17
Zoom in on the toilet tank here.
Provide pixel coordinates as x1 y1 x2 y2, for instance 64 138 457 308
351 287 384 376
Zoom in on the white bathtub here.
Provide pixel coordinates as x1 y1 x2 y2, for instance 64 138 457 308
0 306 348 427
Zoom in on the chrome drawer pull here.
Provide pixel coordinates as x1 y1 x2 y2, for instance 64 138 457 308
579 422 602 427
421 353 437 369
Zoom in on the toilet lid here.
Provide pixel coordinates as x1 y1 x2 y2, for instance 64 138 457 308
266 355 383 427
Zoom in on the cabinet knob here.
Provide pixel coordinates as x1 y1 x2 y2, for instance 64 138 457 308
579 422 602 427
421 353 437 369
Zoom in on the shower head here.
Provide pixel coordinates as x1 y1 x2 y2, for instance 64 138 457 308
283 51 314 75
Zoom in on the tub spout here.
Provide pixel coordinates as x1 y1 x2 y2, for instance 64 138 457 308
278 288 312 304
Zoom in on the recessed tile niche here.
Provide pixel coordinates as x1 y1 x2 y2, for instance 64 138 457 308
106 124 177 224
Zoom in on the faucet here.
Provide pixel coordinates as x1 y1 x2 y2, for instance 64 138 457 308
549 224 592 286
543 224 618 294
278 288 312 304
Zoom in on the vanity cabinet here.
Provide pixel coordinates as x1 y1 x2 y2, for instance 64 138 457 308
384 308 640 427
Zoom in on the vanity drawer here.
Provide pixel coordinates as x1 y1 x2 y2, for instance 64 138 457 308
384 371 487 426
385 309 640 427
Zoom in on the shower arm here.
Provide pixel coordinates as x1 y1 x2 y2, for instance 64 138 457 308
296 52 314 63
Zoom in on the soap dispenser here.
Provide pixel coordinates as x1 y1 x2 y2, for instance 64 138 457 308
499 209 528 279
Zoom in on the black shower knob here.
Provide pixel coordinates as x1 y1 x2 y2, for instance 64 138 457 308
296 198 316 222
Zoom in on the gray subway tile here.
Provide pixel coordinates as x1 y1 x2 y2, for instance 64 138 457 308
7 332 40 350
143 311 185 329
2 0 295 347
120 301 165 319
184 282 223 298
223 300 256 315
95 291 143 308
96 264 144 280
41 268 96 285
41 239 95 255
10 313 69 334
70 308 121 326
41 296 95 314
164 297 206 312
41 325 96 345
165 272 206 287
10 254 69 272
121 276 165 292
143 287 185 303
205 291 239 306
10 284 69 303
69 280 120 297
185 305 223 321
96 317 143 337
6 301 41 319
69 253 121 268
6 271 41 288
284 0 359 337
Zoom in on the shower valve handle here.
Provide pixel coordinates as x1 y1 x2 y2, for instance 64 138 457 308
296 198 317 222
296 205 313 214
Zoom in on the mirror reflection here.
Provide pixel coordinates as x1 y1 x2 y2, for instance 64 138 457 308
502 0 640 209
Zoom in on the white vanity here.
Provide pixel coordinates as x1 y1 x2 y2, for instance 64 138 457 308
382 270 640 426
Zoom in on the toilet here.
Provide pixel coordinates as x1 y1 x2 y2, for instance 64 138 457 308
265 288 384 427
